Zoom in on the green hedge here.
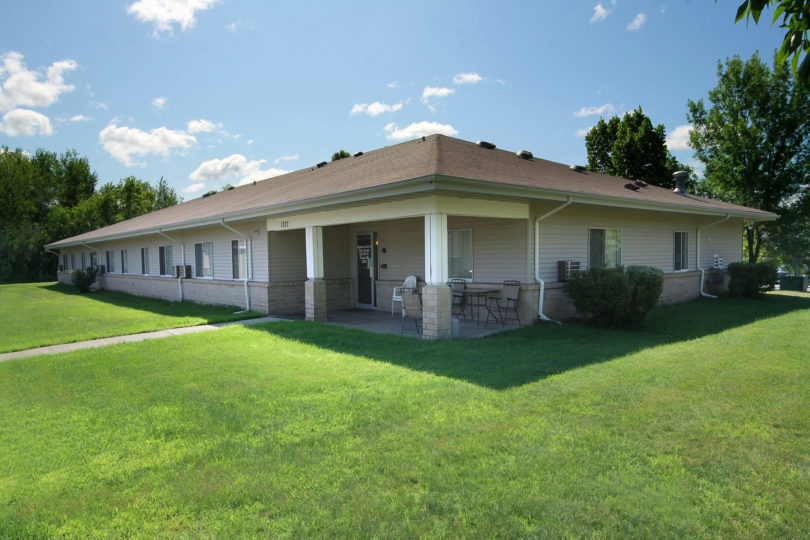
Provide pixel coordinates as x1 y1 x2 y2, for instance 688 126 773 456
726 262 777 298
564 265 664 328
70 267 98 292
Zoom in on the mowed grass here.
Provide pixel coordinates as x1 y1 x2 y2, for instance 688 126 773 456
1 293 809 538
0 282 262 353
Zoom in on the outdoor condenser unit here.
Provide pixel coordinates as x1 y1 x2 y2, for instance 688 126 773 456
174 265 192 279
557 260 581 282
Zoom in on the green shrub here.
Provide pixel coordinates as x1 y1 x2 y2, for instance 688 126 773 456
564 265 664 328
726 261 777 298
70 267 98 292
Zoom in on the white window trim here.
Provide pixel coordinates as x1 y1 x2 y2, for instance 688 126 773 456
121 249 128 274
448 228 474 281
159 245 174 277
673 231 689 273
194 241 214 279
588 227 623 268
141 247 149 275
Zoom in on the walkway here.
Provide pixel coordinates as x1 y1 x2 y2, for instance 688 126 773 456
0 316 285 362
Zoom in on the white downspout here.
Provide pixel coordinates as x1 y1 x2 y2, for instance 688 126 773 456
220 219 251 313
697 213 731 299
158 229 184 302
534 197 573 324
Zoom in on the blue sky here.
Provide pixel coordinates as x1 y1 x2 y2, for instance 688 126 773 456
1 1 785 199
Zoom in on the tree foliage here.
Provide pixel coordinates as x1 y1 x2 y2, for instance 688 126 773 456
0 147 181 283
331 149 351 161
585 107 690 189
731 0 810 84
687 53 810 263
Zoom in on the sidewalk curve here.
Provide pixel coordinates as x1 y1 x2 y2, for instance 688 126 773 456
0 316 286 362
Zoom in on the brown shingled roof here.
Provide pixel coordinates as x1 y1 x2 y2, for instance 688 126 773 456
46 134 775 248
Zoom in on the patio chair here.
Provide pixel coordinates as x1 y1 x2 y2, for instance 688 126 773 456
391 275 418 316
449 278 467 319
485 280 521 327
400 292 422 337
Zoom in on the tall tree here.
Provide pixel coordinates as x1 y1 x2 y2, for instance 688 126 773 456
585 107 690 189
687 53 810 262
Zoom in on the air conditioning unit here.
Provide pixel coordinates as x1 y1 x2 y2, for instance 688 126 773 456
557 260 581 282
174 265 192 279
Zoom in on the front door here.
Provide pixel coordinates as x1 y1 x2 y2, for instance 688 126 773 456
356 233 376 307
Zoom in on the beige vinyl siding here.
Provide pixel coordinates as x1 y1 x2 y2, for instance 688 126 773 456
324 225 351 279
351 217 424 282
448 216 527 282
699 219 743 268
534 205 741 281
269 229 306 282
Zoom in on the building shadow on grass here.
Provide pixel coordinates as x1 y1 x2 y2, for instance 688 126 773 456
41 282 260 323
249 293 810 390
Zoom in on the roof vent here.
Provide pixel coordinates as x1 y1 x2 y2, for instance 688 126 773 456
316 161 327 168
624 183 640 191
516 150 533 160
569 164 586 172
672 171 689 195
227 186 234 191
634 180 648 188
353 151 363 157
476 140 496 149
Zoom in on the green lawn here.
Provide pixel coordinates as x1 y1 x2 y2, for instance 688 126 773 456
0 282 263 353
1 292 809 537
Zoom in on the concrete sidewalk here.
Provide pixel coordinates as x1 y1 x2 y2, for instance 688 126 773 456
0 316 286 362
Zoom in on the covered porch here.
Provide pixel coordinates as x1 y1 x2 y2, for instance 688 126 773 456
265 194 536 339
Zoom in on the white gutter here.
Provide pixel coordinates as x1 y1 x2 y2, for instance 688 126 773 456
697 213 731 299
534 197 573 324
158 229 184 302
219 219 251 313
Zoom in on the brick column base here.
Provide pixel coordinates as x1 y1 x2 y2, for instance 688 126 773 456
305 279 327 321
421 284 452 340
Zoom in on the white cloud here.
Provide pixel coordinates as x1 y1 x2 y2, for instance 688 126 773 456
127 0 219 36
69 114 92 122
152 96 168 109
90 100 108 110
573 103 615 117
0 52 77 112
189 153 288 185
386 81 398 88
247 139 254 145
99 121 196 166
575 127 593 137
384 121 458 141
350 101 405 117
421 86 455 103
186 118 222 133
590 3 609 23
666 124 693 151
0 108 53 136
274 153 299 164
453 72 483 85
627 13 647 31
184 182 205 193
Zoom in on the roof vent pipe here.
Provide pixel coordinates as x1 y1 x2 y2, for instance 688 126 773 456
672 171 689 195
316 161 327 168
516 150 533 160
569 164 586 172
476 140 496 149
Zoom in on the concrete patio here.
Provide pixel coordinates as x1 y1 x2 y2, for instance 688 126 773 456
284 308 516 338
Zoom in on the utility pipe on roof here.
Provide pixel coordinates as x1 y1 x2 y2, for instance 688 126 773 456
158 229 184 302
697 213 731 299
534 197 573 324
219 219 251 313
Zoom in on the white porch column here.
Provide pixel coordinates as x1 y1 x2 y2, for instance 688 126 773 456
305 226 326 321
423 213 451 339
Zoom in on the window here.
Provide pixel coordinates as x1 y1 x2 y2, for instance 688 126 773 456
105 250 115 273
195 242 213 278
232 239 247 279
674 231 688 271
81 252 86 270
89 252 97 269
61 254 67 270
448 229 473 280
141 247 149 275
589 228 621 268
71 253 75 270
121 249 128 274
159 245 173 276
